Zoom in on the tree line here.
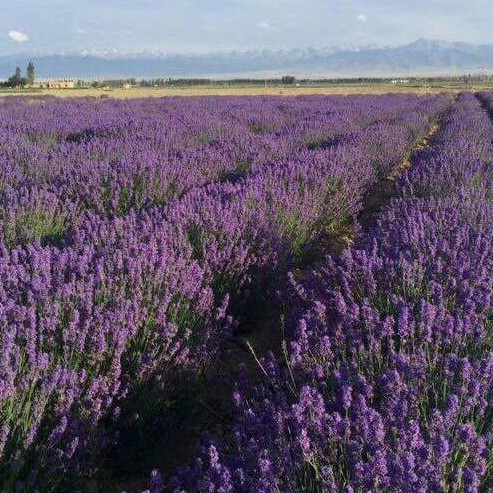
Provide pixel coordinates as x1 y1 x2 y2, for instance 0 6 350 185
1 62 35 88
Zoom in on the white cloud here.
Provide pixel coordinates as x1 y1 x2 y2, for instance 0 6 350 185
257 21 271 29
357 14 367 22
8 30 29 43
75 27 88 35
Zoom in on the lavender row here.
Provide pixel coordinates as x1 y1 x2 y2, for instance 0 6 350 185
157 94 493 493
0 95 444 247
403 93 493 199
0 94 449 490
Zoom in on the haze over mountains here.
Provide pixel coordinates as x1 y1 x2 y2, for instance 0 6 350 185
3 39 493 80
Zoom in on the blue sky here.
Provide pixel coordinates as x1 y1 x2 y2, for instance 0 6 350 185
1 0 493 55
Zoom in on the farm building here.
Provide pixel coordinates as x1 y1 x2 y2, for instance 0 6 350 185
34 79 76 89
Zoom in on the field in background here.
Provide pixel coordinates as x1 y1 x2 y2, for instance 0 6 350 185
3 82 493 98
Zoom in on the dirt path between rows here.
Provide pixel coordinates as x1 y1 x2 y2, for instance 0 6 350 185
357 122 441 232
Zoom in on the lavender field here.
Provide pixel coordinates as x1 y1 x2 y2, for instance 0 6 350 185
2 91 492 492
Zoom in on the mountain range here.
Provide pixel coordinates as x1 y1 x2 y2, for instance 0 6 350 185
3 39 493 80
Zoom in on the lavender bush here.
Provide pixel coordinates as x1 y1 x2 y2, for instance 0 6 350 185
160 94 493 493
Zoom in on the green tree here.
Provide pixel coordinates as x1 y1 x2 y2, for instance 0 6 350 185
7 67 27 87
281 75 296 85
26 61 35 85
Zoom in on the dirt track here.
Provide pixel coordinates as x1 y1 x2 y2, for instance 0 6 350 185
0 83 476 99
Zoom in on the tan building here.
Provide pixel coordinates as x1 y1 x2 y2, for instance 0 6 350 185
35 79 76 89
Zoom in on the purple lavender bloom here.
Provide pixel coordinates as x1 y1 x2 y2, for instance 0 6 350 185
0 93 451 489
160 93 493 493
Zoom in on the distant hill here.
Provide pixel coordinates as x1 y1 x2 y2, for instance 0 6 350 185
3 39 493 79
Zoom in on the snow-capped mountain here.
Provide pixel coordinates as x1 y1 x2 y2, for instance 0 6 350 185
2 39 493 79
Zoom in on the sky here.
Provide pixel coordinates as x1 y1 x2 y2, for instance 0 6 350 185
1 0 493 56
